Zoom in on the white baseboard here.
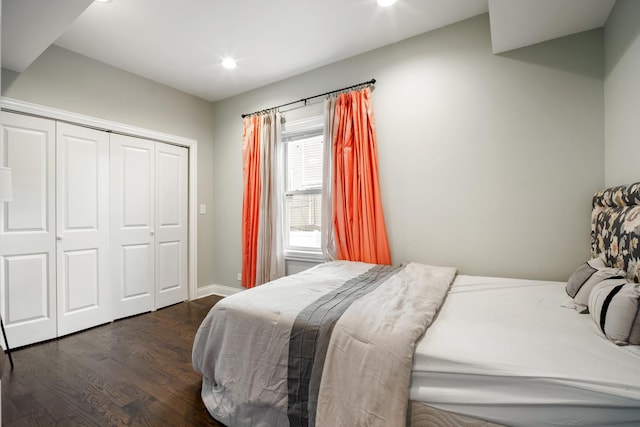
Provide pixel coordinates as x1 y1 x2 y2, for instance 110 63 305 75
196 284 244 299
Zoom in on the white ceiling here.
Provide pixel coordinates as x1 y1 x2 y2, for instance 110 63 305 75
1 0 616 103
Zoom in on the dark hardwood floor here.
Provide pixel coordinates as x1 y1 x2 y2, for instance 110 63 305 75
1 295 226 426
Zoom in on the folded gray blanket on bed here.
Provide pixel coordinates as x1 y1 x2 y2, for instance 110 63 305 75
192 261 456 427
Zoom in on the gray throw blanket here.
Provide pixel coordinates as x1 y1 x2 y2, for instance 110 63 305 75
192 261 456 427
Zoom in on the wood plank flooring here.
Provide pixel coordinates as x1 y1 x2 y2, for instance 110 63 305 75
1 295 226 426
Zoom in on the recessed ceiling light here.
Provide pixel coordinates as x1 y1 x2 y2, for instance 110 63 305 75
377 0 397 6
95 0 113 3
221 58 238 69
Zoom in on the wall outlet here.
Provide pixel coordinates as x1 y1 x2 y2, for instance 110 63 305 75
237 273 241 281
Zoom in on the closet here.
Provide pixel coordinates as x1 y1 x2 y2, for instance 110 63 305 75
0 109 190 348
110 134 188 320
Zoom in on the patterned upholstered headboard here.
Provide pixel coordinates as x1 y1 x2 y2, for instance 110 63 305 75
591 182 640 283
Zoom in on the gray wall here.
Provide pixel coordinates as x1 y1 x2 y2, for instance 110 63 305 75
604 0 640 187
1 45 217 289
211 14 605 288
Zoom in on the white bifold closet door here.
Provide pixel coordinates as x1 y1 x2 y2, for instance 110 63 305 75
110 135 155 319
154 142 188 309
0 112 57 348
110 134 187 320
55 122 111 336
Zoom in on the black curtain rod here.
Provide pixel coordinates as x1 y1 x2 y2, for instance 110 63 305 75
241 78 376 118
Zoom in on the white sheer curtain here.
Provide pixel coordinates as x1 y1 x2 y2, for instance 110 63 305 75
255 111 285 285
321 97 337 261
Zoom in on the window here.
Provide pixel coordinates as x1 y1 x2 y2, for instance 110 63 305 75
282 116 324 260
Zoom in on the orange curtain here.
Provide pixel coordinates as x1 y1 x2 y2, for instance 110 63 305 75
332 87 391 265
241 116 261 288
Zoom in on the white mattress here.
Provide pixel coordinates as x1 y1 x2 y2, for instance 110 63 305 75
409 275 640 427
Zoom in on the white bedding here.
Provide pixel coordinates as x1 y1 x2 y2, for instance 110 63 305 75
410 275 640 427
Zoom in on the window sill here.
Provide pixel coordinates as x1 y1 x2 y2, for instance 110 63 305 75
285 250 325 263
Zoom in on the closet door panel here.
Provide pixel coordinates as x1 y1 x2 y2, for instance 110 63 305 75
121 244 153 299
63 249 99 311
157 241 180 294
4 254 48 322
6 130 48 231
0 112 56 348
157 150 180 226
111 134 155 319
63 136 98 228
155 143 188 309
123 147 152 227
56 122 110 336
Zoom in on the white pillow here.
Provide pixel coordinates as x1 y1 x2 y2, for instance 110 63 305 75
589 278 640 345
565 258 624 313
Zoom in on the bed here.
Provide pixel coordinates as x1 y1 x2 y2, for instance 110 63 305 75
193 182 640 427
